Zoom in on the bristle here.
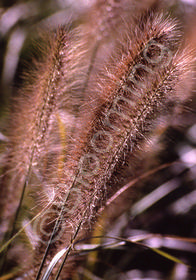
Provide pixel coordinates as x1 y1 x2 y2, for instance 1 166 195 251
74 0 138 104
28 13 194 280
65 12 183 218
0 26 83 274
0 8 194 280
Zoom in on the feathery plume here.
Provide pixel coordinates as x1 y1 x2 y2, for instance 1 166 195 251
27 12 194 280
0 6 194 279
0 26 85 275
